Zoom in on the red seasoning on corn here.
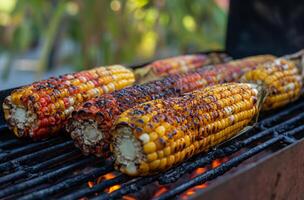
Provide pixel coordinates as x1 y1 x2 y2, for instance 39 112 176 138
67 55 275 157
2 65 135 139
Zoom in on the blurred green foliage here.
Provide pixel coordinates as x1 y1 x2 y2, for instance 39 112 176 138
0 0 228 75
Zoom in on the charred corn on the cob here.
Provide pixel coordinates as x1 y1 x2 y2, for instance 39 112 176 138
67 55 274 157
112 83 265 176
241 59 303 110
135 53 230 83
2 65 135 139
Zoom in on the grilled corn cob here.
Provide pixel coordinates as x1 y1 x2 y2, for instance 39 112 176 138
2 65 135 139
67 54 274 157
241 59 303 110
135 53 231 83
112 83 265 176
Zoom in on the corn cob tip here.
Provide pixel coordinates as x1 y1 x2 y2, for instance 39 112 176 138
112 126 145 176
68 118 109 157
3 96 37 138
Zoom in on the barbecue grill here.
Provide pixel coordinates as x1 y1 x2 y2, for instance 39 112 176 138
1 1 304 199
1 71 304 200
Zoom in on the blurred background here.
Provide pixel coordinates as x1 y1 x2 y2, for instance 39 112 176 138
0 0 229 89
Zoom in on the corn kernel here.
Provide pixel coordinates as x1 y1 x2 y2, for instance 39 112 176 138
143 142 156 154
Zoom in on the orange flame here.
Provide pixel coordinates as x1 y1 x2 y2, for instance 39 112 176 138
191 167 206 178
109 184 121 193
87 172 121 193
212 159 221 168
99 173 121 193
180 157 229 199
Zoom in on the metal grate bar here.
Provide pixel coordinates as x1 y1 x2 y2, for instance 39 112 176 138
0 124 8 131
0 141 74 172
30 150 81 172
0 170 27 186
258 101 304 128
0 137 65 162
0 150 82 186
0 139 24 149
0 157 98 198
19 160 114 200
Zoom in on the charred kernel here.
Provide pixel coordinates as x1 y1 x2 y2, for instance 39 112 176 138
83 102 92 108
134 127 143 135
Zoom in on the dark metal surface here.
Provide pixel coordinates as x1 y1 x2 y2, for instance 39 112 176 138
226 0 304 58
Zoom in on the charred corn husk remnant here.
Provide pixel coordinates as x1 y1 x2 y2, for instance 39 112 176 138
3 65 135 139
68 55 275 157
135 53 231 83
112 83 264 176
242 58 303 110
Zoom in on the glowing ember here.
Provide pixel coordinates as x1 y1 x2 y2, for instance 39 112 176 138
87 172 120 194
97 173 121 193
153 186 168 198
109 184 121 193
102 173 116 181
180 157 229 199
87 181 94 188
191 167 206 178
212 159 221 168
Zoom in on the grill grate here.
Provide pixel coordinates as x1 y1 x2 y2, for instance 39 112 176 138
1 96 304 200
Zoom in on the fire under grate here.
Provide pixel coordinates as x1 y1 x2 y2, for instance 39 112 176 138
1 94 304 200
